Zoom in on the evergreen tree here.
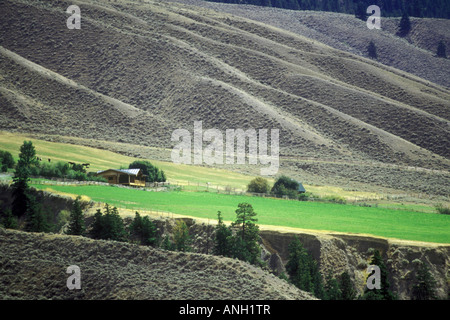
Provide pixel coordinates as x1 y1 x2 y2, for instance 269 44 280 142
173 220 192 252
437 40 447 58
0 208 18 229
15 141 39 179
24 193 49 233
232 203 258 244
310 258 326 299
361 250 397 300
339 271 356 300
66 196 85 236
231 203 260 264
11 141 39 220
271 175 299 198
103 205 126 242
128 160 166 183
90 209 104 240
89 204 126 241
129 211 157 246
355 1 367 20
11 176 30 219
143 216 157 245
397 12 411 37
285 236 325 299
206 0 450 18
324 272 342 300
412 262 437 300
213 211 233 256
161 234 175 251
367 40 378 59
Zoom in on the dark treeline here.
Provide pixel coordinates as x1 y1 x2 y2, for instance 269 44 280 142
206 0 450 19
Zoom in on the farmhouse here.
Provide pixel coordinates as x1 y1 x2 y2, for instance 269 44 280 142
96 169 146 187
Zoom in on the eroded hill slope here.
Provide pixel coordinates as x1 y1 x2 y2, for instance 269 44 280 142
0 227 316 300
0 0 449 171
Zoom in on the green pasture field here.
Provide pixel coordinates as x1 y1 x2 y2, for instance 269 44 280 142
31 183 450 244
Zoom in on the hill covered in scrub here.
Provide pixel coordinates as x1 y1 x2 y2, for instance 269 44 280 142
0 227 316 300
0 0 449 174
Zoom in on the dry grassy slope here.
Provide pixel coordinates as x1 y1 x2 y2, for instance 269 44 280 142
173 0 450 88
0 0 449 171
0 227 316 300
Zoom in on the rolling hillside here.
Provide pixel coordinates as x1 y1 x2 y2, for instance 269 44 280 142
0 228 315 300
0 0 449 197
179 0 450 87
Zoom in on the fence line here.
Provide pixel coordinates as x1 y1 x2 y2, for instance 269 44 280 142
1 176 444 204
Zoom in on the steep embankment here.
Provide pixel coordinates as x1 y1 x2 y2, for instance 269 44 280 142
0 227 315 300
259 229 450 300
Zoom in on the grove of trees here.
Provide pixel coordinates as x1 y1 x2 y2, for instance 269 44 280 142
206 0 450 18
128 160 166 183
214 203 262 265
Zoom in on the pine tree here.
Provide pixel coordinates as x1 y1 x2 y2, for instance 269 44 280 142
90 209 104 239
24 193 49 233
141 215 157 246
325 273 342 300
11 176 30 219
103 206 126 242
437 40 447 58
397 12 411 37
285 236 325 299
173 220 192 252
231 203 260 264
361 250 397 300
129 212 158 246
412 262 437 300
66 196 85 236
339 271 356 300
355 1 367 21
0 208 18 229
213 211 233 256
11 141 39 220
161 234 175 251
367 40 378 59
310 258 326 299
89 204 126 241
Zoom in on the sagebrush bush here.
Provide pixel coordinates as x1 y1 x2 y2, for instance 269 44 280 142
435 203 450 215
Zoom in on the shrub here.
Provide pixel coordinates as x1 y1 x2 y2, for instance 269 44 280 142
0 150 15 172
437 40 447 58
435 203 450 215
322 195 347 204
298 192 311 201
271 175 299 198
247 177 270 194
